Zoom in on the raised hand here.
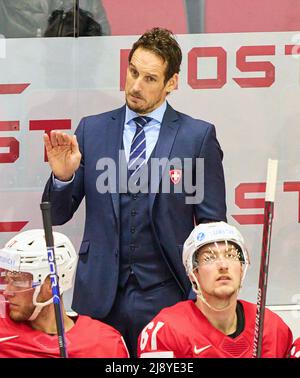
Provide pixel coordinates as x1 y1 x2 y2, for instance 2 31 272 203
44 130 82 181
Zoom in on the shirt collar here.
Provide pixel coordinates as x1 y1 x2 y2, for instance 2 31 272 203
125 100 167 125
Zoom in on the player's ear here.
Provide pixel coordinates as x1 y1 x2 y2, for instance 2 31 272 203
189 274 198 290
36 276 53 302
43 275 52 295
165 73 178 94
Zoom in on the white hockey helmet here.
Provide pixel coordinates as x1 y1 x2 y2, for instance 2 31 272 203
183 221 250 279
182 222 250 311
0 229 77 294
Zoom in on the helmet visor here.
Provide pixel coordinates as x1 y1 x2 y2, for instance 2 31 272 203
0 268 37 294
193 241 244 269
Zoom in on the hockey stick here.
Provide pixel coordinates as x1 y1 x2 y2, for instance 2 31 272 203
252 159 278 358
40 201 68 358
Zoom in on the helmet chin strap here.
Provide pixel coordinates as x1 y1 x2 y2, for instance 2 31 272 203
28 285 54 321
190 271 240 312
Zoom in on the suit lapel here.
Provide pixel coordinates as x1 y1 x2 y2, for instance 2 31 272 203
105 105 125 224
149 103 180 213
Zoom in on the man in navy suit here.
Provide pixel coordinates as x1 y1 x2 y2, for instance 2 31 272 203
42 27 226 357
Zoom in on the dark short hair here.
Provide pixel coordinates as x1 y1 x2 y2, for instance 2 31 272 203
128 27 182 84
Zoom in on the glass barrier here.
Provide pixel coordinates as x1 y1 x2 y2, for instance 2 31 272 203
0 0 110 38
1 1 300 39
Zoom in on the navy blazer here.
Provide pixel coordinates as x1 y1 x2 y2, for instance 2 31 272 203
42 103 227 318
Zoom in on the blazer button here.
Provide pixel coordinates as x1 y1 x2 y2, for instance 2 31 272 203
131 209 137 216
130 227 135 233
130 244 135 251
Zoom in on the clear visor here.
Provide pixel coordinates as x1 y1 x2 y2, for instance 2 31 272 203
0 268 39 294
193 241 245 268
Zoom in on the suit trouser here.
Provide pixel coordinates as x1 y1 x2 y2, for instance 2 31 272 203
102 274 184 357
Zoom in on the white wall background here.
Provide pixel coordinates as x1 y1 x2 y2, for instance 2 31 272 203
0 33 299 338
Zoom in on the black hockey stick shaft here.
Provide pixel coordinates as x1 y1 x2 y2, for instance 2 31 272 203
40 202 68 358
252 159 278 358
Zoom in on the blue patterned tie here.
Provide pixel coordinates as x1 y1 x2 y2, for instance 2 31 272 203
128 116 152 176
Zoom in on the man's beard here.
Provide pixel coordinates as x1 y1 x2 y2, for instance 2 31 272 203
125 92 163 115
125 97 149 114
9 306 34 322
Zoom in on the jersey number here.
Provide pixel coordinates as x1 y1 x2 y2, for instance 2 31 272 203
140 321 164 351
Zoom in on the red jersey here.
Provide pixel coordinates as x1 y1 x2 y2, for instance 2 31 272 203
0 314 129 358
138 300 292 358
290 338 300 358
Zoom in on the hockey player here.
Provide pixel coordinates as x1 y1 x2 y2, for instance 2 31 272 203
138 222 292 358
0 229 129 358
